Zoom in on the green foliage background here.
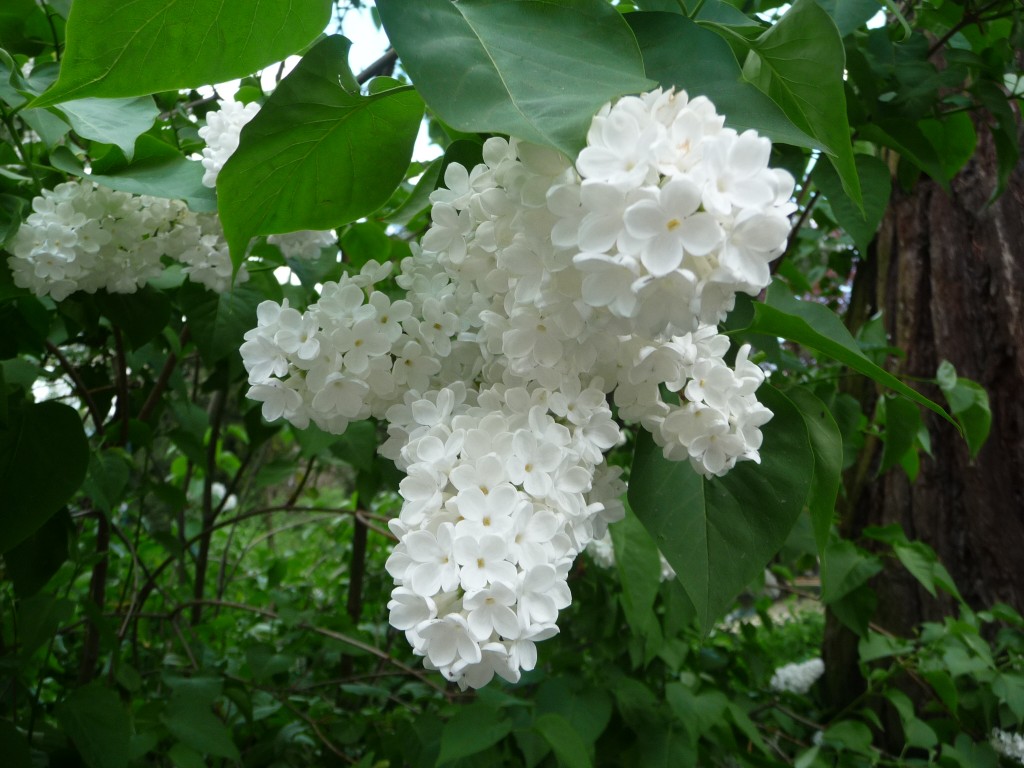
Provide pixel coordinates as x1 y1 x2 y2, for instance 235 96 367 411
0 0 1021 766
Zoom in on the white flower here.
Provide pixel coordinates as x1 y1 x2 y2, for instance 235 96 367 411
698 130 776 216
268 229 337 260
464 582 520 641
454 534 518 592
387 588 436 631
403 524 461 596
310 373 368 418
507 622 558 673
623 177 723 276
450 484 520 540
517 564 571 626
247 380 302 422
770 658 825 695
273 307 321 361
198 99 261 188
992 729 1024 764
418 614 481 669
238 87 793 689
576 101 659 186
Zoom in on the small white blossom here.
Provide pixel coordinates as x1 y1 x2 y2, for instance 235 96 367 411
770 658 825 695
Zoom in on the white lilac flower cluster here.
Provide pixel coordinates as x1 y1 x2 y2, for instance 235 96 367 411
267 229 339 261
197 99 261 188
8 180 244 298
769 658 825 694
199 100 338 259
8 99 341 301
993 729 1024 764
241 88 794 687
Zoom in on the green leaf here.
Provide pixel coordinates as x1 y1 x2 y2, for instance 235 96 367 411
923 669 958 714
813 154 891 253
32 0 332 105
160 677 239 760
814 0 882 37
935 360 991 460
611 506 663 645
919 111 977 182
535 678 612 747
167 744 205 768
329 420 379 474
83 450 131 514
821 720 873 754
57 682 133 768
726 702 771 755
666 684 729 742
942 735 1000 768
533 713 593 768
884 689 931 744
878 395 921 476
3 508 72 597
436 703 513 765
638 723 696 767
96 287 172 350
340 221 392 272
859 630 913 662
629 13 819 149
821 537 882 603
0 400 88 554
0 0 52 56
55 96 158 159
17 593 73 658
628 385 813 631
740 282 958 430
377 0 653 158
785 387 842 556
859 119 948 188
0 720 32 768
0 192 28 248
218 37 424 267
892 538 966 602
50 138 216 212
743 0 862 206
178 281 264 366
832 587 875 637
608 673 661 731
993 673 1024 719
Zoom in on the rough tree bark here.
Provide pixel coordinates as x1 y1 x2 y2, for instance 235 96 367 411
824 114 1024 710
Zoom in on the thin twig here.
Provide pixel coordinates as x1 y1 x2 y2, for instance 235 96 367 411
167 599 452 696
284 456 317 508
926 0 1011 57
139 325 189 422
192 388 227 625
45 340 105 434
276 695 356 763
356 49 398 85
121 506 360 635
112 327 131 445
773 190 820 274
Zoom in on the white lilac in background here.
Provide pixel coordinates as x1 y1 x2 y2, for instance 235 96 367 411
992 729 1024 764
8 180 244 297
241 87 796 688
8 99 336 300
770 658 825 694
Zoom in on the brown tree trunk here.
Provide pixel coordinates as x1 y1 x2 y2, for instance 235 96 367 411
869 116 1024 627
824 115 1024 711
